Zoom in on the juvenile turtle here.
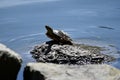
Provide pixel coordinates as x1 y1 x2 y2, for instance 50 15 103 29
45 25 73 45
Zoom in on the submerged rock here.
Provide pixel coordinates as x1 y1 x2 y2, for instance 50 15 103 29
30 41 115 65
24 62 120 80
0 43 22 80
98 26 114 30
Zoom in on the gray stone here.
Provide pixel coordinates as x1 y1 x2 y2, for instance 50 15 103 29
0 43 22 80
24 62 120 80
30 41 115 65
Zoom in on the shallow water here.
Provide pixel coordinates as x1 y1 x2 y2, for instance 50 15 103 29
0 0 120 80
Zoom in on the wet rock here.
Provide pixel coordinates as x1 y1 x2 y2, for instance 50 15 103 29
30 41 115 65
0 43 22 80
24 62 120 80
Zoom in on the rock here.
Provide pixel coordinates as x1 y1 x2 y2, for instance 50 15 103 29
24 62 120 80
0 43 22 80
30 41 115 65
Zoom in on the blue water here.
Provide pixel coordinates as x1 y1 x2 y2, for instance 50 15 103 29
0 0 120 80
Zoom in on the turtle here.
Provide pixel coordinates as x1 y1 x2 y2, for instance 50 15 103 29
45 25 73 45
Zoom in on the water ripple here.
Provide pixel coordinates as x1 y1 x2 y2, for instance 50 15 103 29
8 33 44 42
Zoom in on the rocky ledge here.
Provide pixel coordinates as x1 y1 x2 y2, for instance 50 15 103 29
0 43 22 80
30 41 115 65
24 62 120 80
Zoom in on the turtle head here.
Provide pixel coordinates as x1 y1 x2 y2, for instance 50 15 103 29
45 25 53 33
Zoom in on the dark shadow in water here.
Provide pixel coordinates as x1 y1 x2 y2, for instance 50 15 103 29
98 26 114 30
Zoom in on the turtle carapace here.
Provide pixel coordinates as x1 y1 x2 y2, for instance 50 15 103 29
45 25 73 45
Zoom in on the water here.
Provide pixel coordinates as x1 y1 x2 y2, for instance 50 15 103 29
0 0 120 80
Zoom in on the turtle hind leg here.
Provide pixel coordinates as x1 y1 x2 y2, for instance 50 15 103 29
46 40 60 45
65 41 73 45
46 40 73 45
60 41 73 45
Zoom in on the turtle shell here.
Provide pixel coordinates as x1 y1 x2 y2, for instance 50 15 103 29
45 25 73 45
53 30 72 41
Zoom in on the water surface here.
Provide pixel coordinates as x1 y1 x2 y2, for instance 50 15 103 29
0 0 120 80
